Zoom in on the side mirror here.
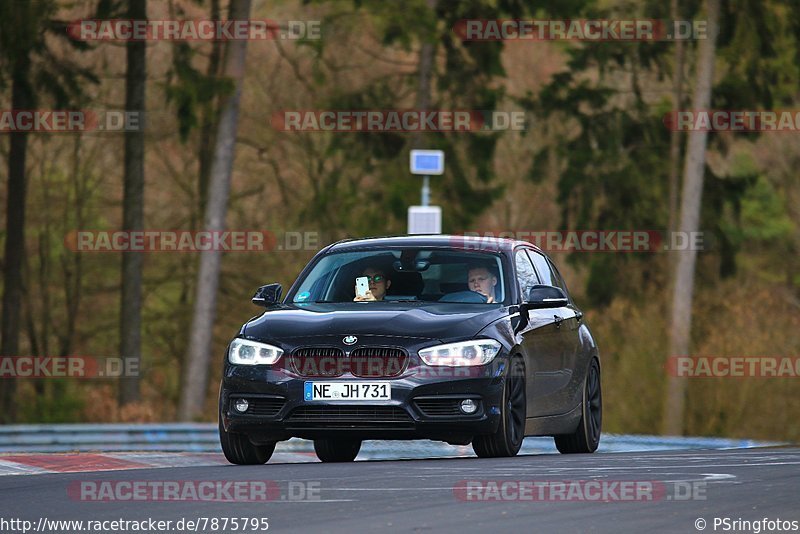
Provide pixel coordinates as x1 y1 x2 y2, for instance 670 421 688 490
252 283 282 307
524 285 568 309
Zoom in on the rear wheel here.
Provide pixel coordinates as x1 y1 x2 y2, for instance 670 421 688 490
219 417 275 465
313 439 362 462
473 356 526 458
554 358 602 454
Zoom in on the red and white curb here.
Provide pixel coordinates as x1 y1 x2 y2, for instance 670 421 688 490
0 451 319 476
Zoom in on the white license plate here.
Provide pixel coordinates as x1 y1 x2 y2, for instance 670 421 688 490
304 381 391 401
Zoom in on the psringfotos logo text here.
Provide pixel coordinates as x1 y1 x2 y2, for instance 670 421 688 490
712 518 800 533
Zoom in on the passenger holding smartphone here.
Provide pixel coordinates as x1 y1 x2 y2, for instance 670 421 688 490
353 267 392 301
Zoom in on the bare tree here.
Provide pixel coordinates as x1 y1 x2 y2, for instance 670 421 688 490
119 0 147 406
0 1 49 420
198 0 224 218
0 0 96 420
0 48 32 422
179 0 252 421
411 0 437 152
663 0 721 435
667 0 686 235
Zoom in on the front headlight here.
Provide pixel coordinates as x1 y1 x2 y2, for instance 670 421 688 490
418 339 502 367
228 338 284 365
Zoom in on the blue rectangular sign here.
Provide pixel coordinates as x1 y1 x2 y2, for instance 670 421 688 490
410 150 445 175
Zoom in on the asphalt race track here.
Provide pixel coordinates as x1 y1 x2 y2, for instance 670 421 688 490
0 448 798 533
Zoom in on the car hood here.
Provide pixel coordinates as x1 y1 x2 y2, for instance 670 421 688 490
243 302 509 342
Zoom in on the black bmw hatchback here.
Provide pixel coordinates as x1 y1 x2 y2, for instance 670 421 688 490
219 235 601 464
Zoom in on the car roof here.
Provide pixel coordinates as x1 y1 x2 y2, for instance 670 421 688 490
326 234 543 254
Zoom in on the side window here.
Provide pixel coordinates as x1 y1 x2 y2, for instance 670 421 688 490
527 250 555 287
514 250 540 301
547 259 569 294
546 257 572 301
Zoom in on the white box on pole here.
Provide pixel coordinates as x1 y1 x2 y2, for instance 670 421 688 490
408 206 442 234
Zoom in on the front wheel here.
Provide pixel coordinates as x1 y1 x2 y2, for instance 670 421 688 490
554 357 602 454
313 439 362 462
219 417 275 465
473 355 526 458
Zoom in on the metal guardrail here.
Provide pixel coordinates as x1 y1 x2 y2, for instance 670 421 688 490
0 423 220 453
0 423 781 454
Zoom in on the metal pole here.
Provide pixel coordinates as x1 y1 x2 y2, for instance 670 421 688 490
421 175 430 207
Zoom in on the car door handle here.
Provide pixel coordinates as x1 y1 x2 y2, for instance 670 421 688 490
553 314 563 328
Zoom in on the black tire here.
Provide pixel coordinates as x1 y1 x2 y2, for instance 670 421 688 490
555 357 602 454
219 417 275 465
313 439 362 462
472 355 526 458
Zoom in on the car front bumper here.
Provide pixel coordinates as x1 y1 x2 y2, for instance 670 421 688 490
220 357 507 444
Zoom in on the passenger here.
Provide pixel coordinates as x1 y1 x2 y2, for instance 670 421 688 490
467 264 498 303
353 267 392 301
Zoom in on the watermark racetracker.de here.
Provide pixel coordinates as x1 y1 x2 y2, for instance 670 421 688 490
453 479 707 502
272 110 528 132
0 110 143 132
64 230 319 252
667 356 800 378
451 230 706 252
68 18 321 41
664 110 800 132
69 479 321 502
453 19 708 41
0 356 139 378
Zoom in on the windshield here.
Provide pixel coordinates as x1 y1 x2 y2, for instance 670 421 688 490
290 248 507 304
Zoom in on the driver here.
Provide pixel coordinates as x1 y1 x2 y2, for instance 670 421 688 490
353 267 392 301
467 264 498 303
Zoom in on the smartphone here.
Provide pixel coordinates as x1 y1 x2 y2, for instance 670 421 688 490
355 276 369 298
